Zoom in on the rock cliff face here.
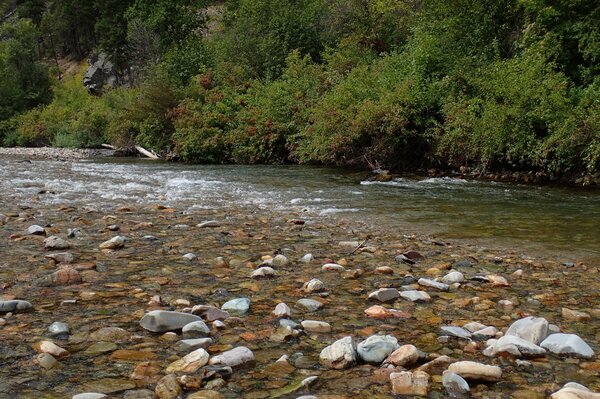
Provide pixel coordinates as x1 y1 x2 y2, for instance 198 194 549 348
83 53 129 95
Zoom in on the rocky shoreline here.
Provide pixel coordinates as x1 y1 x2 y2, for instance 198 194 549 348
0 147 115 160
0 201 598 399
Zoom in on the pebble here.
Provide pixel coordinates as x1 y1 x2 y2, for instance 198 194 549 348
390 370 430 396
72 394 107 399
155 374 182 399
400 290 431 302
174 338 213 352
166 348 210 373
440 326 472 339
322 263 345 271
442 271 465 284
301 320 331 333
251 266 276 278
272 302 291 318
45 252 75 264
36 353 58 369
299 253 313 263
540 333 595 359
384 344 419 367
447 361 502 382
485 335 546 357
187 391 225 399
272 254 289 267
505 316 549 345
442 371 470 395
0 299 33 314
182 253 196 261
139 310 203 333
418 278 449 291
208 346 254 367
27 224 46 235
44 236 70 250
302 278 325 293
368 288 400 302
182 320 210 337
33 340 69 359
84 342 118 356
319 336 357 369
48 321 70 336
357 335 399 364
197 220 220 228
99 236 126 250
296 298 323 312
221 297 250 316
551 383 600 399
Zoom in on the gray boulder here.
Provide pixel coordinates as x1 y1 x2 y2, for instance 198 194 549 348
540 333 595 359
139 310 203 333
357 335 399 364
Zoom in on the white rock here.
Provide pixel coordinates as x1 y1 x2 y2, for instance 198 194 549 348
222 297 250 316
27 224 45 235
442 271 465 284
463 322 488 333
272 303 291 318
182 320 210 337
540 333 595 359
209 346 254 367
182 253 196 261
296 298 323 312
272 254 289 267
418 278 449 291
319 336 356 369
300 254 314 263
447 361 502 381
551 382 600 399
486 335 546 357
440 326 472 339
400 290 431 302
472 326 498 338
166 348 209 373
197 220 220 228
174 338 212 352
139 310 203 333
251 266 276 278
357 335 399 364
303 278 325 293
301 320 331 333
505 316 549 345
322 263 345 272
72 394 108 399
99 236 125 250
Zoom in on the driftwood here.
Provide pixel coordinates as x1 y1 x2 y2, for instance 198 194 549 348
101 143 117 150
135 145 160 159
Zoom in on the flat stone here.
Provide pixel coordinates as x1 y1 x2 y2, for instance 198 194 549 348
358 335 399 364
251 266 276 278
418 278 449 291
37 266 82 286
183 253 197 261
447 361 502 382
44 236 70 250
440 326 472 339
486 335 546 357
27 224 46 235
390 371 430 396
208 346 254 368
505 316 549 345
296 298 323 312
384 344 419 367
0 300 33 314
174 338 213 353
322 263 345 271
33 340 68 359
364 305 411 319
551 383 600 399
182 320 210 337
472 326 498 338
368 288 400 302
442 271 465 284
45 252 76 264
319 336 357 369
562 308 592 322
400 290 431 302
72 394 107 399
84 342 118 356
442 371 470 395
272 303 291 318
221 298 250 316
192 305 230 321
301 320 331 333
99 236 125 250
155 374 181 399
463 322 488 333
139 310 203 333
89 327 130 342
197 221 220 228
302 278 325 293
540 333 595 359
187 390 225 399
82 379 136 394
166 348 209 373
36 353 58 369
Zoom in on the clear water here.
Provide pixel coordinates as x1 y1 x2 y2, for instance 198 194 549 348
1 157 599 261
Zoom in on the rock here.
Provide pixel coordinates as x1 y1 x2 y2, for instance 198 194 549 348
84 342 118 356
72 394 108 399
384 344 419 367
174 338 213 353
486 335 546 357
44 236 70 250
447 361 502 382
390 371 430 396
440 326 472 340
139 310 203 333
183 253 196 261
301 320 331 333
89 327 130 342
0 299 33 314
300 254 314 263
45 252 75 264
251 266 276 278
540 333 595 359
442 271 465 284
505 316 549 345
442 371 470 396
273 302 291 318
48 321 69 336
418 278 449 291
99 236 125 250
302 279 325 293
562 308 592 322
208 346 254 368
296 298 323 312
221 298 250 316
463 322 487 333
197 220 220 228
33 340 68 359
357 335 399 364
487 274 510 286
400 290 431 302
37 266 81 286
182 320 210 337
280 319 300 329
272 254 289 267
368 288 400 302
364 305 410 319
36 353 58 369
322 263 345 271
166 348 209 373
187 391 225 399
319 336 357 369
27 224 46 235
155 374 182 399
551 383 600 399
123 390 156 399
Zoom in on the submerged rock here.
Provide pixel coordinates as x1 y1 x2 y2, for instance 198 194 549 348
357 335 399 364
139 311 203 333
0 300 33 314
447 361 502 382
442 371 470 396
540 333 595 359
319 336 357 369
166 348 209 373
208 346 254 368
390 371 430 396
221 298 250 316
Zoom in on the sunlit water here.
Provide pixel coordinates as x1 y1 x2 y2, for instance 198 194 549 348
1 157 599 261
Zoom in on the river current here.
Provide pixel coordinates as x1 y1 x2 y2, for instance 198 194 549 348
1 157 599 261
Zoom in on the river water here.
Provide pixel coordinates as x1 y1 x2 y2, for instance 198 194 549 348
1 157 599 261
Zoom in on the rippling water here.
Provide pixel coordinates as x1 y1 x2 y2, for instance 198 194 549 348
1 157 599 261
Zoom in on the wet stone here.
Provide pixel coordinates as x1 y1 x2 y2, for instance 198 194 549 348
221 297 250 316
384 344 419 367
27 224 46 235
272 254 289 267
197 220 220 228
174 338 212 353
139 310 203 333
72 394 107 399
44 236 70 250
166 348 209 373
442 371 470 396
84 342 118 356
155 374 182 399
390 370 430 396
442 271 465 284
322 263 345 271
357 335 400 364
418 278 449 291
208 346 254 368
182 320 210 337
540 333 595 359
36 353 58 369
319 336 357 369
440 326 472 340
272 302 291 318
505 316 549 345
301 320 331 333
48 321 69 337
485 335 546 357
447 361 502 382
296 298 323 312
368 288 400 302
0 300 33 314
251 266 276 278
99 236 126 250
45 252 75 264
302 278 325 293
400 290 431 302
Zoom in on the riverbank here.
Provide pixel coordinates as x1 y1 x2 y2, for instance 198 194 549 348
0 198 598 398
0 147 115 160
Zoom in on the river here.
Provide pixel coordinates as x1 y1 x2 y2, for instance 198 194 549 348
1 157 599 261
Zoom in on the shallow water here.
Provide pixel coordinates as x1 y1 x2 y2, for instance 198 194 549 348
1 157 599 261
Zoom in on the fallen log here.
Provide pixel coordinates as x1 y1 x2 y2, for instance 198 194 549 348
135 145 160 159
